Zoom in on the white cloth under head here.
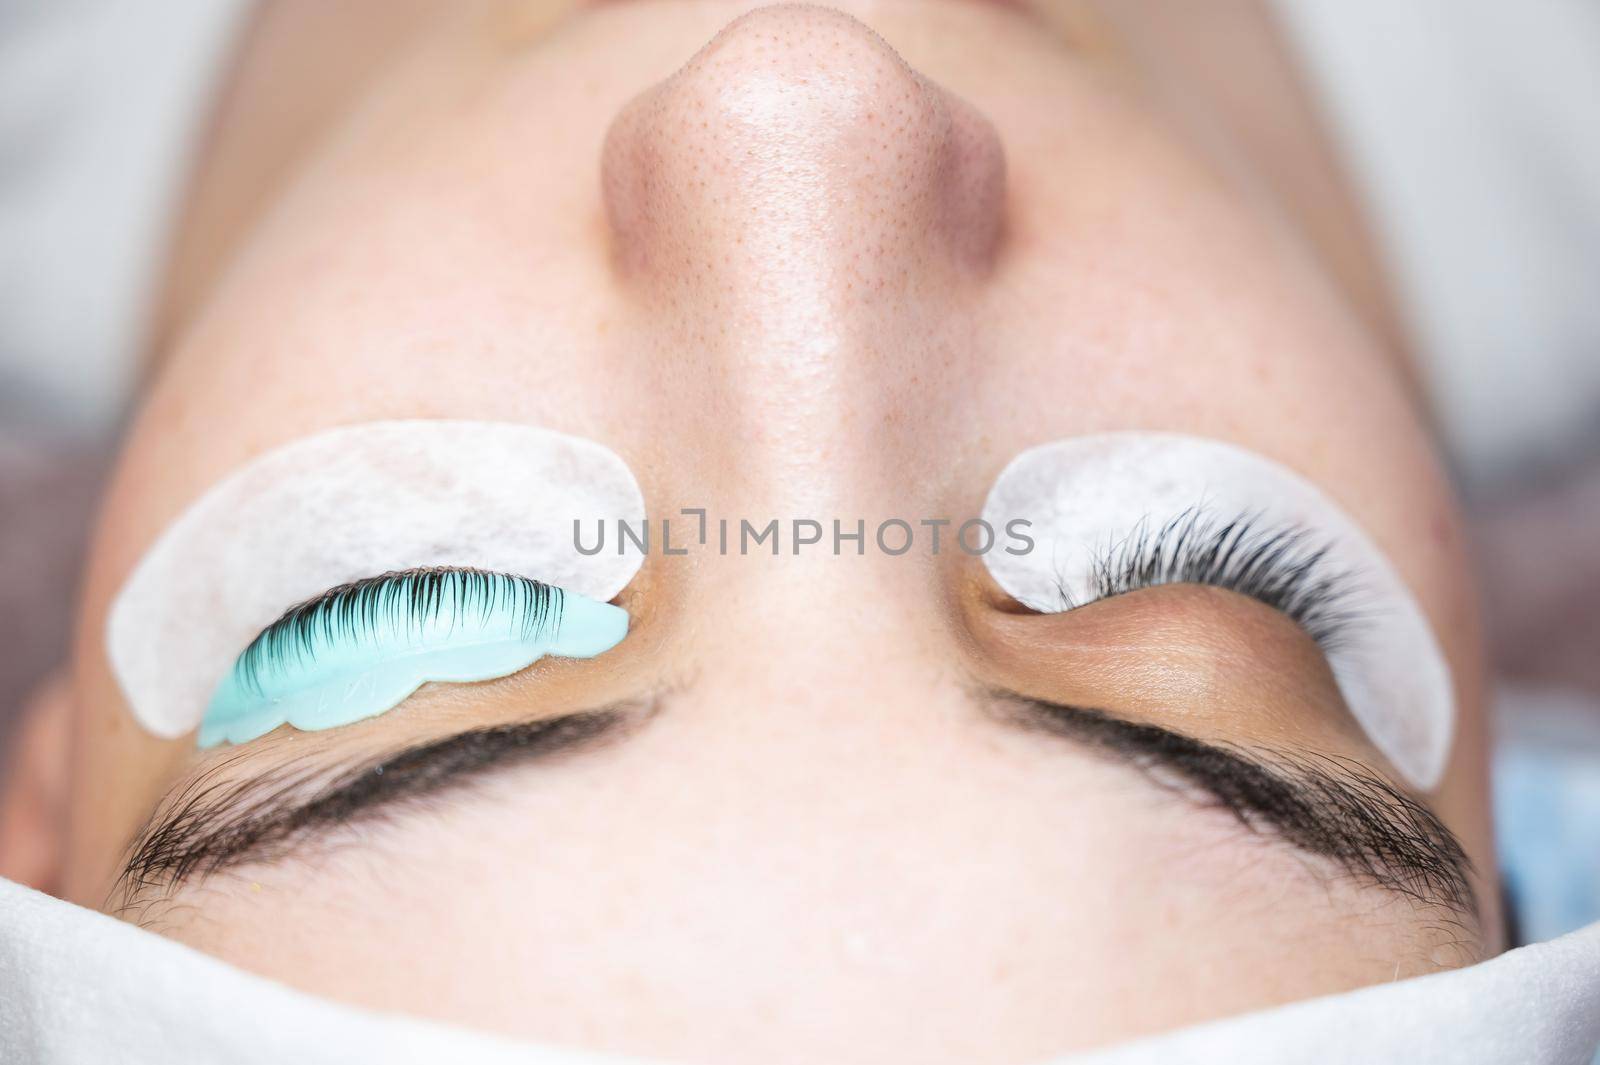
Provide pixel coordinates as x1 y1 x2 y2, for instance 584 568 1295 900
2 877 1598 1065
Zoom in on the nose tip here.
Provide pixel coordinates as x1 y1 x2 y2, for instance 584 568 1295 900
602 3 1005 289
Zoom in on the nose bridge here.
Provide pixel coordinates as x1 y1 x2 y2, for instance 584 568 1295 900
602 4 1004 319
600 5 1006 513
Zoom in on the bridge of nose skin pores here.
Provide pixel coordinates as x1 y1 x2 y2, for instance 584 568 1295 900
599 5 1008 525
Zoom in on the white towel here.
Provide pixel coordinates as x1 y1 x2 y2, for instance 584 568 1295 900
2 876 1597 1064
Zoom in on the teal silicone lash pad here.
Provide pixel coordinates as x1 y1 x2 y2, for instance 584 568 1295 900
199 570 629 748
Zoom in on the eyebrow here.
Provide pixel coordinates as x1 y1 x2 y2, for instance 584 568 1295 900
114 689 1478 929
111 705 644 918
984 690 1478 922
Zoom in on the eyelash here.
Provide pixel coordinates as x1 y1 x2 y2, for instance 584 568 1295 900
1058 507 1362 649
232 567 563 693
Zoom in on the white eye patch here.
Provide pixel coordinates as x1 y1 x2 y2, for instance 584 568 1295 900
980 433 1454 791
106 420 646 741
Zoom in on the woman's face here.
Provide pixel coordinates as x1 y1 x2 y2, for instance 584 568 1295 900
57 2 1491 1062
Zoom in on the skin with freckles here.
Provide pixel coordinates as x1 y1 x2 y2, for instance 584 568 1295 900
0 2 1497 1064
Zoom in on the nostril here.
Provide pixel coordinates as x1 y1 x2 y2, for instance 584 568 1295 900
601 3 1005 286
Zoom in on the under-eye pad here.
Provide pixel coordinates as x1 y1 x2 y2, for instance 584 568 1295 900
980 432 1455 791
107 420 646 742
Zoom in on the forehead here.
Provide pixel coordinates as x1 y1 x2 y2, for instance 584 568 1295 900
153 675 1424 1062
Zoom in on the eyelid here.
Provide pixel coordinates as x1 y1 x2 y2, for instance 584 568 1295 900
1055 506 1362 653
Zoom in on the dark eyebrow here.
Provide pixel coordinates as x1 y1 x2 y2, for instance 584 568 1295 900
113 689 1478 932
111 703 648 919
984 690 1479 923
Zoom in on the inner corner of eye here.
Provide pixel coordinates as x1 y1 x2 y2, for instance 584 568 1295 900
993 593 1040 615
963 563 1034 615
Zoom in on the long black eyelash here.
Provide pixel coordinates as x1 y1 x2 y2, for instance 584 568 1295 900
233 567 563 694
1058 507 1363 649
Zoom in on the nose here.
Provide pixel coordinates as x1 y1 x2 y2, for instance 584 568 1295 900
601 5 1006 512
602 3 1005 316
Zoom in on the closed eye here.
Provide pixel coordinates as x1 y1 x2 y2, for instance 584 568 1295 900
1051 506 1364 653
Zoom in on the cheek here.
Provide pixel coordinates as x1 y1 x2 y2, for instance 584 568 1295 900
983 96 1418 469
